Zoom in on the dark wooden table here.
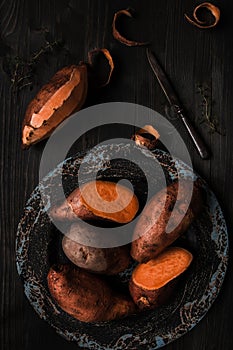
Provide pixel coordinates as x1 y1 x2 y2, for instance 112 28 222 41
1 0 233 349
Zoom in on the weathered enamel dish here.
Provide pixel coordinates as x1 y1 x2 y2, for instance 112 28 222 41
16 144 228 349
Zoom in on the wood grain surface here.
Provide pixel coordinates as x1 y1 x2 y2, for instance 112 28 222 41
0 0 233 349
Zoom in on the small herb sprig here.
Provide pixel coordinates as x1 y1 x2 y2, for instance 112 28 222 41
3 39 61 91
196 84 225 135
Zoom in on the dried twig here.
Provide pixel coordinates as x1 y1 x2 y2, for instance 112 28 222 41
196 85 225 135
4 40 61 91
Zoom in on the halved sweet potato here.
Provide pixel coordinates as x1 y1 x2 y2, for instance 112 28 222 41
131 180 203 262
50 180 139 224
22 64 87 148
62 222 131 274
47 264 136 322
129 247 193 309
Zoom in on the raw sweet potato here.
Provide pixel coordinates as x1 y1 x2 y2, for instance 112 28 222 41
131 180 203 262
62 222 131 274
47 264 136 322
129 247 193 310
22 64 87 148
50 180 139 224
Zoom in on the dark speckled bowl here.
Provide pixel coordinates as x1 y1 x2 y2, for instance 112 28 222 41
16 145 228 349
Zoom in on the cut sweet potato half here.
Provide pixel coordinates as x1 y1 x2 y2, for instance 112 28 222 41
50 180 139 224
22 64 88 148
129 247 193 309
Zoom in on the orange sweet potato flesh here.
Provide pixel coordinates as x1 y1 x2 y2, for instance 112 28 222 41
131 180 203 263
50 180 139 224
47 264 136 322
22 64 87 148
129 247 193 309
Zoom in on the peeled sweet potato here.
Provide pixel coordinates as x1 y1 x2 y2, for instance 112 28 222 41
22 64 87 148
50 180 139 224
62 222 131 274
129 247 193 310
131 180 203 263
47 264 136 322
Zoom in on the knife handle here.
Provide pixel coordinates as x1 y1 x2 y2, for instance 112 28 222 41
179 111 210 159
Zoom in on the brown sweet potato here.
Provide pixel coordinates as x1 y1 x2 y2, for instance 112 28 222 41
50 180 139 224
22 64 87 148
47 264 136 322
131 180 203 263
62 222 131 274
129 247 193 310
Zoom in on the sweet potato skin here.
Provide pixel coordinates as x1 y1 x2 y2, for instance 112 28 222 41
47 264 136 322
50 180 139 224
49 187 89 222
108 295 137 321
62 224 131 274
129 278 176 310
131 180 203 263
22 64 87 148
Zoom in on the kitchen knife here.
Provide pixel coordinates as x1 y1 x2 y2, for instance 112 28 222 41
146 48 209 160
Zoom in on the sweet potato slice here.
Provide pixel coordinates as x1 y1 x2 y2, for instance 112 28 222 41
22 64 87 148
129 247 193 309
47 264 136 322
50 180 139 224
131 180 203 262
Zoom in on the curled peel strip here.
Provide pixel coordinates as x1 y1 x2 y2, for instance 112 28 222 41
112 8 149 47
88 48 114 87
185 2 220 29
132 125 160 150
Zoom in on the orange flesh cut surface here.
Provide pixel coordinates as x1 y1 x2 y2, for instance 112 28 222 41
80 181 139 223
30 68 81 128
133 247 193 290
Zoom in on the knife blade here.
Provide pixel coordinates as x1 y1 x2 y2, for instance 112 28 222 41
146 48 209 160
